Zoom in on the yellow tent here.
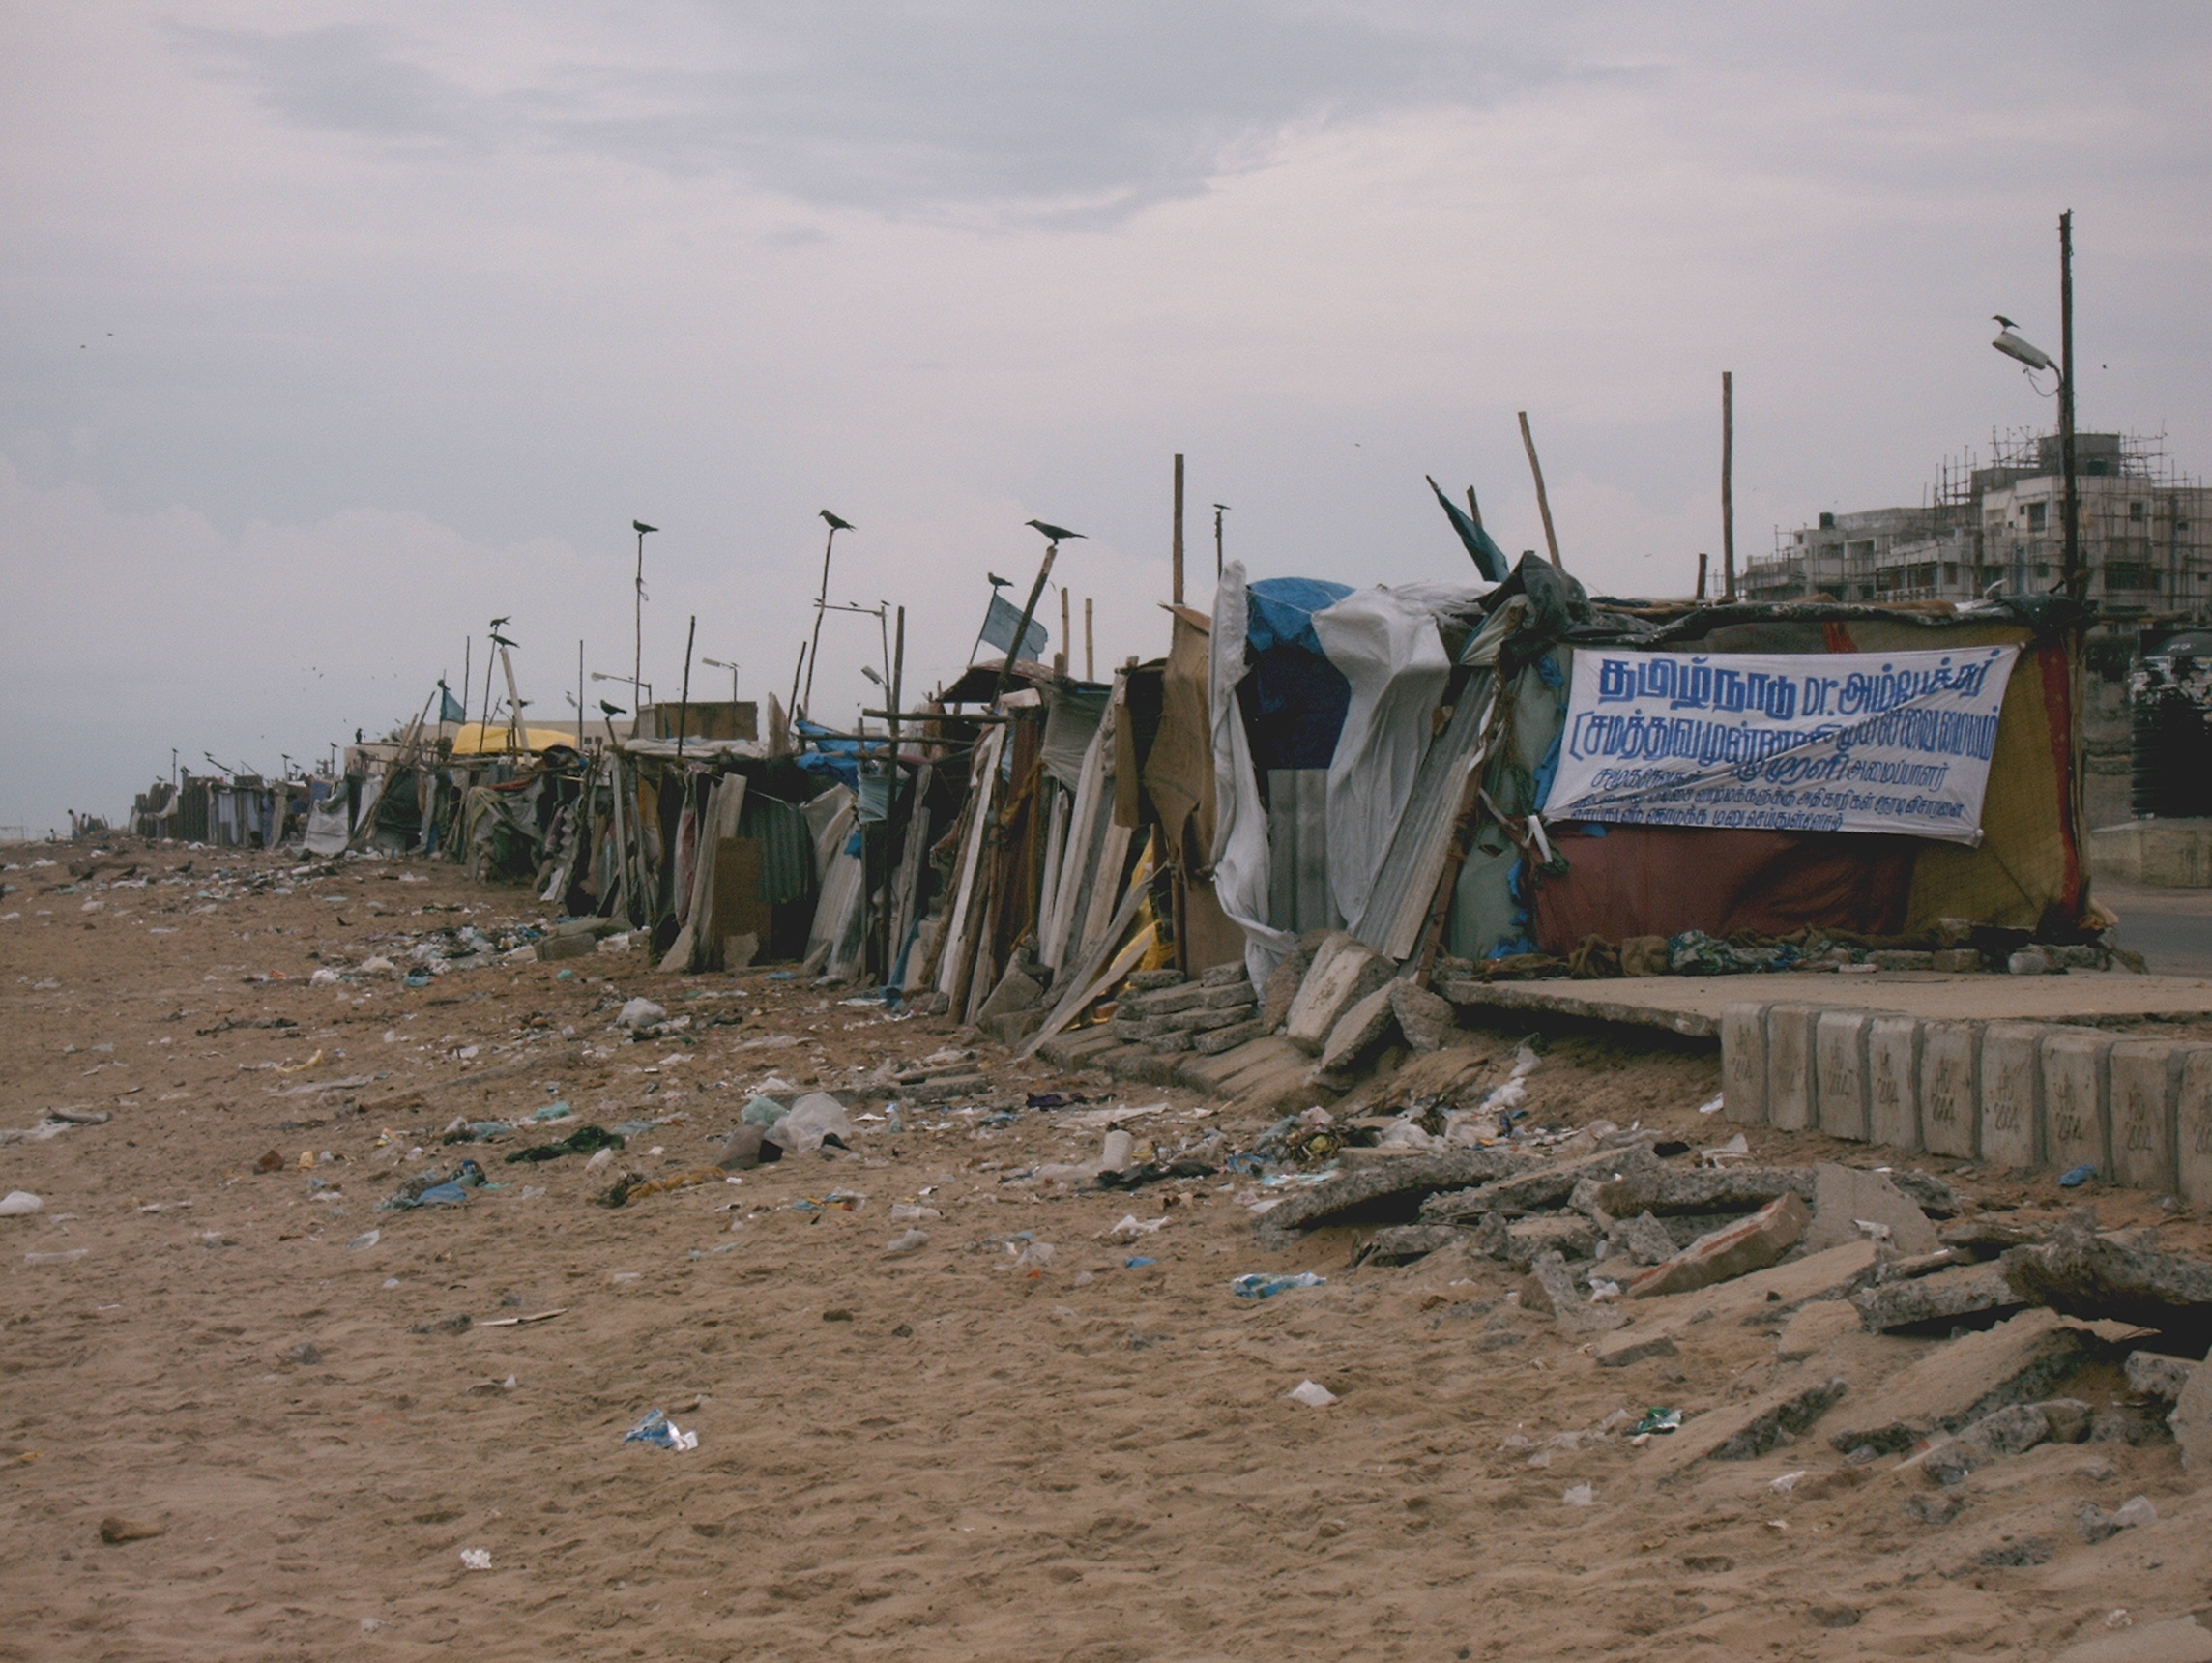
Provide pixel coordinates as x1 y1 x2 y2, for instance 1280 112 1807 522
449 722 578 756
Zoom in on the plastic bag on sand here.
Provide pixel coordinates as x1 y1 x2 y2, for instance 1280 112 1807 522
1562 1484 1596 1506
618 998 667 1030
767 1093 852 1154
740 1094 790 1127
0 1191 43 1216
1288 1380 1339 1407
622 1410 698 1451
885 1228 930 1255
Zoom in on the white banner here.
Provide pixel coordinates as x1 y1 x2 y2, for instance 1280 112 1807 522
1545 645 2022 845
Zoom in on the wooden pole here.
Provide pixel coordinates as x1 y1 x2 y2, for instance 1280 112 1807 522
1058 587 1070 676
802 521 840 718
676 614 696 760
991 542 1058 705
1696 552 1709 600
460 637 471 729
1517 412 1563 568
1722 370 1736 600
786 641 806 730
2058 209 2081 598
578 640 586 754
1084 598 1094 682
1172 452 1185 604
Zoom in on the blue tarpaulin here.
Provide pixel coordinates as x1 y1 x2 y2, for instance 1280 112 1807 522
1242 577 1354 774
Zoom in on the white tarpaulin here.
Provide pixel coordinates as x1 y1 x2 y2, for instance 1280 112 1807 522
1209 563 1297 988
1546 644 2022 845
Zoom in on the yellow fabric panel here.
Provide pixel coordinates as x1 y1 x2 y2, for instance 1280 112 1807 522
1906 635 2079 933
449 722 576 755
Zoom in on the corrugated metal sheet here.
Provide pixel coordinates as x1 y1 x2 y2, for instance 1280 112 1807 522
1348 673 1492 960
1266 769 1335 935
742 791 817 906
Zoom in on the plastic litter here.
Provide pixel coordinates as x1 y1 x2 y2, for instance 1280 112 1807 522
1232 1271 1326 1299
0 1190 43 1216
459 1549 493 1570
2059 1163 2098 1188
1124 1256 1157 1269
622 1410 699 1451
348 1229 380 1249
531 1101 573 1122
617 998 667 1030
1108 1214 1168 1240
24 1248 88 1266
1769 1470 1808 1493
1562 1484 1597 1506
884 1228 930 1255
741 1094 791 1126
1696 1094 1725 1115
767 1093 853 1154
1633 1408 1682 1437
1287 1380 1339 1407
1100 1128 1134 1170
1012 1240 1056 1269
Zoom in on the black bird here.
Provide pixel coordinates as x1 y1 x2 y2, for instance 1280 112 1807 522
489 632 517 649
488 615 511 629
598 699 626 717
820 511 854 532
1025 519 1084 542
632 520 657 535
987 572 1012 588
1993 314 2020 331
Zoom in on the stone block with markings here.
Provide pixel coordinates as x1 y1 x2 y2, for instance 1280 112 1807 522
1918 1019 1981 1159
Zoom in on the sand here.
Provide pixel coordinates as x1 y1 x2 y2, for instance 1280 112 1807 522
2 843 2206 1660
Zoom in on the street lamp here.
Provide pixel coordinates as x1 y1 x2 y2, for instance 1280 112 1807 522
1989 210 2081 597
802 511 855 719
701 656 741 707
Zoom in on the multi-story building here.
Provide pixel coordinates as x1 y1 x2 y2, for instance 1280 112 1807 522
1747 431 2211 620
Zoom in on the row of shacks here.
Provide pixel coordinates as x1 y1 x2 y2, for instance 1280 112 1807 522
135 551 2098 1035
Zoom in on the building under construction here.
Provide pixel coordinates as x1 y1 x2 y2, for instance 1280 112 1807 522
1747 429 2211 620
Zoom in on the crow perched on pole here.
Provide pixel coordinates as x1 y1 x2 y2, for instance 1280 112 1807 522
802 511 855 717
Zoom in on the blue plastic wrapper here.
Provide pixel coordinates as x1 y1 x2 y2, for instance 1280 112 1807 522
1232 1271 1326 1299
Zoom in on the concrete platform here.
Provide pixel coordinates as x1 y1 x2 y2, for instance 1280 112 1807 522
1439 971 2212 1041
2091 817 2212 887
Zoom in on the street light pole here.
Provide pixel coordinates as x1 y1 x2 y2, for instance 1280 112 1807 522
803 511 854 719
631 519 657 723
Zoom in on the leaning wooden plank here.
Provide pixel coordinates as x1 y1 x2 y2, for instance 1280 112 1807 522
1016 867 1151 1058
935 727 1004 999
1041 701 1115 969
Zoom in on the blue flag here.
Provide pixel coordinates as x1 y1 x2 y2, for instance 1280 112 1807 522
979 593 1048 660
439 684 466 723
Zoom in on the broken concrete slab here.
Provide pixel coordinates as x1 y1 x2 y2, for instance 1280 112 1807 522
1611 1211 1678 1267
1628 1192 1811 1299
1524 1250 1628 1333
1578 1165 1814 1223
1035 1029 1123 1070
975 966 1045 1024
1654 1377 1848 1474
1191 1019 1268 1057
1123 981 1209 1017
1776 1299 1862 1361
1503 1215 1597 1270
1823 1307 2106 1454
2125 1349 2197 1402
2000 1212 2212 1356
1389 980 1455 1053
1259 946 1310 1034
1319 981 1399 1072
1919 1400 2061 1485
1800 1163 1938 1258
1938 1214 2052 1259
1258 1146 1536 1235
1356 1223 1469 1266
1850 1262 2023 1333
1590 1240 1881 1368
1283 933 1393 1053
1421 1143 1662 1226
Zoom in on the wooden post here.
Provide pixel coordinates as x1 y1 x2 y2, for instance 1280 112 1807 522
991 542 1058 705
1058 587 1070 676
1172 452 1185 604
1722 370 1736 600
1084 598 1094 682
2058 210 2081 598
1696 552 1708 600
1517 412 1563 568
675 614 696 760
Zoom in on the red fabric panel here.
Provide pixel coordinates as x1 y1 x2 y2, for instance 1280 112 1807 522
1528 825 1915 951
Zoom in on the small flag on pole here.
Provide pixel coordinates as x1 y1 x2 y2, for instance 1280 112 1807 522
978 593 1048 661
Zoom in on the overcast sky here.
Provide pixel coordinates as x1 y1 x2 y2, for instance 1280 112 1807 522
5 2 2209 832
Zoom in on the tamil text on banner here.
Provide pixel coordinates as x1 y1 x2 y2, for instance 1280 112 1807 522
1545 645 2022 845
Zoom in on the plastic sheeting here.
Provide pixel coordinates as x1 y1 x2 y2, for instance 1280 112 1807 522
1040 686 1109 792
1210 564 1298 987
1311 587 1458 930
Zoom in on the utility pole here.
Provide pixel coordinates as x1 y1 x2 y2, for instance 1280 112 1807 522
803 511 854 718
1518 412 1563 569
1085 598 1094 682
1172 453 1185 604
1213 503 1229 578
1059 586 1070 676
1722 372 1737 600
2058 209 2081 598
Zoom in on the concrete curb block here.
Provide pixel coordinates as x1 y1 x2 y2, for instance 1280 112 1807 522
1721 1002 2212 1202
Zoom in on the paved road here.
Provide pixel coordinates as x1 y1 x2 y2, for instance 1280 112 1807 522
2102 882 2212 977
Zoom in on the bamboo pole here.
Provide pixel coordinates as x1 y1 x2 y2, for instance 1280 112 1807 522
1722 371 1736 600
1172 452 1185 604
1517 412 1563 568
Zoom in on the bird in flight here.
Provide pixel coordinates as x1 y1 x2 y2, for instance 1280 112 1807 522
1026 520 1084 542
